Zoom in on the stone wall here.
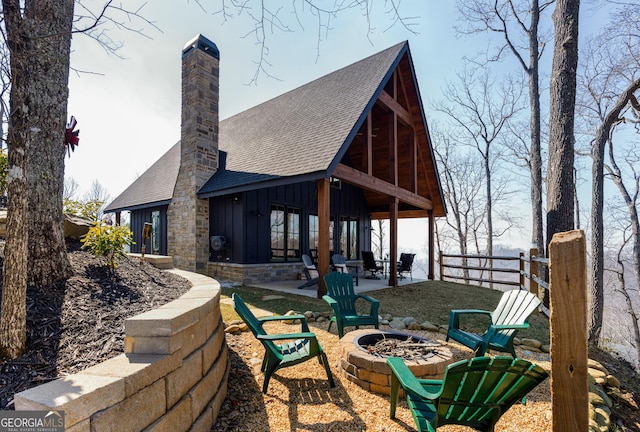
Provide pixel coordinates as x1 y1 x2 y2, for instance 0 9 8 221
15 270 227 432
206 260 363 285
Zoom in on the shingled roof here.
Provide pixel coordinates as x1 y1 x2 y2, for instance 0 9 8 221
105 142 179 212
106 41 437 212
199 41 406 197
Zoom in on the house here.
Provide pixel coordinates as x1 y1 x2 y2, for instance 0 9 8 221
105 35 446 294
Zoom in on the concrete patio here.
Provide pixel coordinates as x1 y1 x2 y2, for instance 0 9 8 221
248 274 423 298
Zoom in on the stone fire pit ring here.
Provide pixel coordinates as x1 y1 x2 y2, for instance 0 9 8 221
338 329 454 395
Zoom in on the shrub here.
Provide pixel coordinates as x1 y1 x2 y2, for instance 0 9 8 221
81 222 134 270
64 198 104 222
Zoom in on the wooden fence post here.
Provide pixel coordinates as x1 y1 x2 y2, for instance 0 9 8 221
548 230 589 432
439 250 444 281
519 252 525 290
529 248 539 298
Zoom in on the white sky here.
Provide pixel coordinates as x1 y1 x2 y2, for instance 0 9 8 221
64 2 607 254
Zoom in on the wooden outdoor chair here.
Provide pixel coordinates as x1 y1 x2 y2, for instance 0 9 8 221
387 355 549 432
361 250 384 279
298 253 319 289
232 293 335 394
446 289 541 357
397 252 416 280
322 271 380 338
331 253 359 286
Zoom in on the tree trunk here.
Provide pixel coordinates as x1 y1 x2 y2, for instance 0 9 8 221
546 0 579 246
588 77 640 344
529 0 545 258
0 0 75 357
23 0 75 286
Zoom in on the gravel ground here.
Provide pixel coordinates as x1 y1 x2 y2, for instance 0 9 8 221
213 321 552 432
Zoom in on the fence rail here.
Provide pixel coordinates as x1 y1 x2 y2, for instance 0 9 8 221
439 249 548 296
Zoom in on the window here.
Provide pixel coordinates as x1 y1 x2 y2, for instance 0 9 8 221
151 210 161 255
270 205 301 261
309 214 335 256
339 216 359 259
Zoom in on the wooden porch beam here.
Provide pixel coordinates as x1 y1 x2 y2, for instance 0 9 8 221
378 90 413 127
370 209 429 220
428 209 435 280
366 112 373 175
389 111 398 186
317 178 330 298
389 197 399 287
333 163 434 210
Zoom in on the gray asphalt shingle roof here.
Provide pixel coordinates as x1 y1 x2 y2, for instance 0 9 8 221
105 42 407 211
104 142 179 212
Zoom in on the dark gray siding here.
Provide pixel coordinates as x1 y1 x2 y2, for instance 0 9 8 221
208 180 370 264
129 206 168 255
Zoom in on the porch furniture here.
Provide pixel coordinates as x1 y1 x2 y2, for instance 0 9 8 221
397 252 416 280
387 355 548 432
322 271 380 338
232 293 335 394
361 251 384 279
446 289 541 357
331 253 359 286
298 254 319 289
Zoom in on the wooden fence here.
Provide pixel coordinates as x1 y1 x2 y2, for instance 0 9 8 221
439 231 589 431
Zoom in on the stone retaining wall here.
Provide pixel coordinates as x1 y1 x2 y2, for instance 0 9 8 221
15 270 228 432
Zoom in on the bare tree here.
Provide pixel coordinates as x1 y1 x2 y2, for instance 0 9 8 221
63 176 80 201
433 129 485 283
213 0 419 84
435 68 525 261
456 0 554 265
577 3 640 344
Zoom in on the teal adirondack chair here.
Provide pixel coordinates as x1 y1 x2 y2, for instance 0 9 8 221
232 293 335 394
446 289 541 357
387 356 549 432
322 271 380 338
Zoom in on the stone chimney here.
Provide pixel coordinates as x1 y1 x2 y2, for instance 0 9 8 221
167 35 220 272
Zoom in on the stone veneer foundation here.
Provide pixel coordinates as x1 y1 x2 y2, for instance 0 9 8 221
14 270 227 432
338 329 454 395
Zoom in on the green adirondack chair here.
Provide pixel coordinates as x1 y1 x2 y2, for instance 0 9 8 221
446 289 541 357
322 271 380 338
387 356 549 432
232 293 335 394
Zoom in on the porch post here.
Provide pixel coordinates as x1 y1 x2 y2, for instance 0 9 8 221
317 178 330 298
428 209 435 280
389 197 399 287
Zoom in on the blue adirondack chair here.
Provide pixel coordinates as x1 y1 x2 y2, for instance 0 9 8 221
446 289 541 357
322 271 379 338
232 293 335 393
387 355 549 432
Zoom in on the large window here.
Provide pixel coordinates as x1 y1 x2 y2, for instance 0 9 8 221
339 217 359 259
271 205 301 261
308 214 335 258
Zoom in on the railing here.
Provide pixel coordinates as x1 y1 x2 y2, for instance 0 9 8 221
439 248 549 313
439 234 588 431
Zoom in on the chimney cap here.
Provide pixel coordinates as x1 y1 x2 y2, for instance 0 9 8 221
182 34 220 60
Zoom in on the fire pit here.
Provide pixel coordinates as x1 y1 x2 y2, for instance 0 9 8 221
338 329 454 395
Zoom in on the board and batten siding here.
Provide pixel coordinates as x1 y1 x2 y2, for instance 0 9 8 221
208 180 370 264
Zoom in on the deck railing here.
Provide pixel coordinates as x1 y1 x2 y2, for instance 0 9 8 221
439 232 588 431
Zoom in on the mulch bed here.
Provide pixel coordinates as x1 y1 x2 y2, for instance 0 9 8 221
0 239 191 409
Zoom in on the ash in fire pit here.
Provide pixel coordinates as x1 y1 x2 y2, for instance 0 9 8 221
357 331 443 362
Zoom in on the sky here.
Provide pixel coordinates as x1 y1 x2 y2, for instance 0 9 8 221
64 2 608 255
